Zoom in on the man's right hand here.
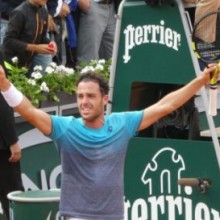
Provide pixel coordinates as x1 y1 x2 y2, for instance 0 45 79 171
9 143 22 163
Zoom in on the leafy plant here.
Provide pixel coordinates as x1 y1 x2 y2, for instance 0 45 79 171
4 58 111 107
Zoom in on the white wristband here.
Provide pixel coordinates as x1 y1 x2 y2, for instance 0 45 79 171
1 83 23 107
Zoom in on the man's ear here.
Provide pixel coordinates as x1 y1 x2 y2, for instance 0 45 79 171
103 94 109 105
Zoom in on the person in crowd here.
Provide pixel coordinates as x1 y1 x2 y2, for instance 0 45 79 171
1 0 57 74
63 0 80 68
0 0 58 44
76 0 121 63
194 0 220 43
48 0 68 66
50 0 79 67
0 58 218 219
0 51 23 220
76 0 195 64
193 0 220 70
182 0 201 23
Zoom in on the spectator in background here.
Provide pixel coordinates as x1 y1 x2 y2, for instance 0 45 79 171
76 0 121 63
0 0 58 44
76 0 195 64
181 0 220 43
0 51 23 220
0 0 58 74
194 0 220 43
2 0 57 75
63 0 80 68
193 0 220 70
50 0 79 68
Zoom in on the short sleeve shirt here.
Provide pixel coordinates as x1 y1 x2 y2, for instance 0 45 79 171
49 111 143 220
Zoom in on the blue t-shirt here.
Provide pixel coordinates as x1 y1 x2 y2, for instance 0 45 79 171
49 111 143 220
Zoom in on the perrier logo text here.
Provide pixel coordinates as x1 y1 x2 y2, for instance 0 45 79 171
123 20 181 63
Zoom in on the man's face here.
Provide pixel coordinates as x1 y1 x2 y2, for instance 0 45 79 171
76 81 108 125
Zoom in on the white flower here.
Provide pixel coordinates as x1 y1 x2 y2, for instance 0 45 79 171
98 59 105 64
55 65 66 74
33 65 43 72
27 79 36 86
48 62 57 69
40 82 49 92
5 57 110 107
64 67 75 75
95 64 104 71
45 66 55 74
31 71 43 79
11 57 18 64
81 66 95 74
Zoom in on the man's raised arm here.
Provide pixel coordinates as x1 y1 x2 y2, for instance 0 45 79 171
138 64 219 131
0 65 52 135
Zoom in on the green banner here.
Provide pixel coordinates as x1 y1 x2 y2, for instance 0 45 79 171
124 138 220 219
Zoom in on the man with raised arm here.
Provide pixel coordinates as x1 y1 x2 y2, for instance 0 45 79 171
0 64 218 220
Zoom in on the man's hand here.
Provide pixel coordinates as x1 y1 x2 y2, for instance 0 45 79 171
59 3 71 17
9 143 21 163
78 0 91 13
0 65 11 91
201 64 220 84
26 43 57 55
48 14 56 32
48 41 57 55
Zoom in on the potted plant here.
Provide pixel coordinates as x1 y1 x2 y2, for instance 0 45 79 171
4 58 111 107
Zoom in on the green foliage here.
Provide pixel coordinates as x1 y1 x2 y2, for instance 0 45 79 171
4 59 111 107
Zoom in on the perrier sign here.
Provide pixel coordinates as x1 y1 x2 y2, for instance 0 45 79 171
109 0 220 219
123 20 181 64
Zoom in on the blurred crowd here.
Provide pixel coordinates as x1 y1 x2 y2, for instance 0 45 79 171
0 0 121 72
0 0 219 71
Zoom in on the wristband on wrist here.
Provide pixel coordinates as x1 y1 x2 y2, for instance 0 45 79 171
1 83 23 107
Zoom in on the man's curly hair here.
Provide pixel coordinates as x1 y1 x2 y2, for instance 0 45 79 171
76 71 109 95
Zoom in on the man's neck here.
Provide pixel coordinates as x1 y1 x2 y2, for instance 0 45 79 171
83 117 105 129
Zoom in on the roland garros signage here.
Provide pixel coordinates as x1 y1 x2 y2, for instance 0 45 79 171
123 20 181 63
